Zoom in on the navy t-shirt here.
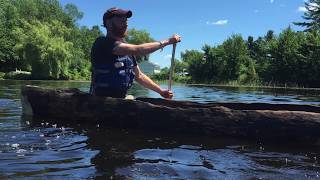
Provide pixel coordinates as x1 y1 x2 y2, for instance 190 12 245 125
91 36 137 67
90 36 137 97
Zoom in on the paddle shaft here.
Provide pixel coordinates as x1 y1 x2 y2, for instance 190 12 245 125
168 43 176 90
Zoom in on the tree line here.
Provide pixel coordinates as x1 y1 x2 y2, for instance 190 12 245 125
179 28 319 87
176 0 319 87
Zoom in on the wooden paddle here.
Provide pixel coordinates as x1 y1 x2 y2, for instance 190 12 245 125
168 43 176 91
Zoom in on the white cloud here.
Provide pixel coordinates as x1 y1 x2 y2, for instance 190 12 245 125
298 3 319 12
214 20 228 25
298 6 307 12
206 20 228 26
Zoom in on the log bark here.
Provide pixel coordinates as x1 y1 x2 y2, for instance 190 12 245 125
21 85 320 144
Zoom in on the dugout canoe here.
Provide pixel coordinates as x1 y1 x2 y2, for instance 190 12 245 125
21 85 320 144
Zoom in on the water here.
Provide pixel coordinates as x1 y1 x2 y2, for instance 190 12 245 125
0 80 319 179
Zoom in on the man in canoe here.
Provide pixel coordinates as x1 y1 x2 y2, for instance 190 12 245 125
90 7 181 99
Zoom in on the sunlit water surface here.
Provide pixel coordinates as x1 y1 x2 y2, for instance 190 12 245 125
0 80 319 179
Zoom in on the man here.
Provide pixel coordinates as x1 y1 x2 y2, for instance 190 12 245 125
90 7 181 99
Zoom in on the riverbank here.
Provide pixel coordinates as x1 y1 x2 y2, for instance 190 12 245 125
151 79 320 91
0 70 90 81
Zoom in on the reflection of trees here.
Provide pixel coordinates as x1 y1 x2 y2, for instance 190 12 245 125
85 128 136 179
81 127 253 179
84 127 194 179
85 128 185 179
0 80 91 99
201 85 320 97
0 80 23 99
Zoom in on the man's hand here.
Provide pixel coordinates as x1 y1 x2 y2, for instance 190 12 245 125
168 34 181 44
160 89 173 99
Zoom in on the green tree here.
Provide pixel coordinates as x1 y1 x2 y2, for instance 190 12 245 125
174 59 188 74
181 50 204 82
265 30 275 42
252 31 277 82
247 36 255 59
68 25 102 79
300 30 320 87
221 34 254 81
13 20 74 79
270 27 306 84
200 45 225 82
295 0 320 32
152 67 169 81
0 0 19 71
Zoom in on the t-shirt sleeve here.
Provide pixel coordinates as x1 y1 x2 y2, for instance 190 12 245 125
91 36 116 64
113 40 137 66
115 39 137 66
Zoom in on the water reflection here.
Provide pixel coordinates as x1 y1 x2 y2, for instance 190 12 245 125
84 126 320 179
186 84 320 104
0 119 97 178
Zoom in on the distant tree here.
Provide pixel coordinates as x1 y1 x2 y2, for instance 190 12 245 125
269 27 306 84
299 30 320 87
265 30 275 42
151 67 169 80
64 3 83 24
221 34 253 81
181 50 204 81
125 28 155 62
174 59 188 73
247 36 255 59
200 44 225 82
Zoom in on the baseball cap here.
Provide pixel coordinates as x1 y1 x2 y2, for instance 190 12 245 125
103 7 132 21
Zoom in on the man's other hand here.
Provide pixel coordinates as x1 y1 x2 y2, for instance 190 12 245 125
160 89 173 99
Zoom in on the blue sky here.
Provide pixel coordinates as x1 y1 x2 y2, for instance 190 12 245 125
60 0 308 68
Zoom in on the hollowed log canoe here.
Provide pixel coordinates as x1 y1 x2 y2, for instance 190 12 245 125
21 85 320 144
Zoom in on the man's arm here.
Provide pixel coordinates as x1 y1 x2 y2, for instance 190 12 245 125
134 65 173 99
112 34 181 56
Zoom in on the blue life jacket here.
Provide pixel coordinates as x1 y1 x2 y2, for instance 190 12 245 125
90 36 136 97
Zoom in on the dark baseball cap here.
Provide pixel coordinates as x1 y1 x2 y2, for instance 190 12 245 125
103 7 132 21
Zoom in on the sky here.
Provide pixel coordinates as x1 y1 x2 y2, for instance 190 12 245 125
60 0 309 68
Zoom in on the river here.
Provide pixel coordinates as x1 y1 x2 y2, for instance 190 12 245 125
0 80 319 179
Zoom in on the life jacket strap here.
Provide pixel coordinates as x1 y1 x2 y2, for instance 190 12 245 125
95 69 111 74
